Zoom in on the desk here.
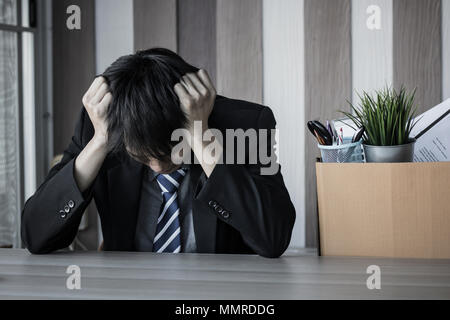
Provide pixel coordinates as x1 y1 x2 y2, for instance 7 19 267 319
1 249 449 299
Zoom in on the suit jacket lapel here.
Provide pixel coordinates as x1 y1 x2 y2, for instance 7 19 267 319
190 163 217 253
107 158 144 251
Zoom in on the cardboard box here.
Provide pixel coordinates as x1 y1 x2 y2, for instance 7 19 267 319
316 162 450 259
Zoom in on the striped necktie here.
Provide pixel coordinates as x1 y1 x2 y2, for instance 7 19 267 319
153 168 187 253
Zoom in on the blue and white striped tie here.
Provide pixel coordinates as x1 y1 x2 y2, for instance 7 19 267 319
152 168 187 253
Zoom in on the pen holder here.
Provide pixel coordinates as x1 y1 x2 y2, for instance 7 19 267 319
318 140 364 163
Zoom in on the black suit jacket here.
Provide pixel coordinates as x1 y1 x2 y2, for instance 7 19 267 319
21 95 296 258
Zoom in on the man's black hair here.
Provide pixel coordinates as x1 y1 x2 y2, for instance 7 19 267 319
102 47 199 163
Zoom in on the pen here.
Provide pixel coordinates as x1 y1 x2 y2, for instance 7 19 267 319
352 127 365 143
327 121 334 139
314 130 325 145
307 120 333 145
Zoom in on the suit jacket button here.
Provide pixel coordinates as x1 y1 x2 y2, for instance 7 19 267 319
222 211 230 219
216 207 223 214
59 210 66 218
64 205 70 213
209 200 217 208
68 200 75 208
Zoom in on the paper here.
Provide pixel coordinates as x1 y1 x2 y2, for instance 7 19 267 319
410 99 450 138
413 112 450 162
411 99 450 162
332 118 357 139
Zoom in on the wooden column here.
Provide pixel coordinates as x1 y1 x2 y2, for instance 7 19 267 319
52 0 95 155
351 0 393 103
133 0 177 52
393 0 442 112
304 0 352 247
177 0 217 84
263 0 306 247
216 0 263 104
52 0 97 249
444 0 450 100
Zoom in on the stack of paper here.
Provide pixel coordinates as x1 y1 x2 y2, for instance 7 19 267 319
410 99 450 162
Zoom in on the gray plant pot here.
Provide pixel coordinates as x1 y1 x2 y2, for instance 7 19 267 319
363 140 416 163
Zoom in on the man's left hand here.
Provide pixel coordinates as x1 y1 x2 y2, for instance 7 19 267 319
174 69 220 178
174 69 216 133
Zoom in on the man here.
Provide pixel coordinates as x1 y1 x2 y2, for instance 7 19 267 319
21 48 295 258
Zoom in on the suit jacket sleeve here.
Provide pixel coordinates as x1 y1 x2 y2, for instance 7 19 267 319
21 109 95 254
194 107 296 258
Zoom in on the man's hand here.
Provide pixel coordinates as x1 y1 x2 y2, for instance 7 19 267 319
75 77 112 192
174 69 216 134
174 70 221 178
82 76 112 146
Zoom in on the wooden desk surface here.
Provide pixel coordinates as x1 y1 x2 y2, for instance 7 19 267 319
1 249 449 299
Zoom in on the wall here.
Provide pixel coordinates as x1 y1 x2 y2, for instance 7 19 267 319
133 0 304 247
52 0 96 249
94 0 134 247
177 0 217 84
50 1 449 249
393 0 442 113
96 0 134 74
134 0 177 52
52 0 95 155
131 0 448 249
444 0 450 100
352 0 393 102
263 0 306 248
304 0 352 247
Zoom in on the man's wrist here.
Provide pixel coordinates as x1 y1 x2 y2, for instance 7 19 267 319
91 134 108 151
187 121 208 145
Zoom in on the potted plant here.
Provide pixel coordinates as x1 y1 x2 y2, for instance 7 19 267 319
341 87 418 163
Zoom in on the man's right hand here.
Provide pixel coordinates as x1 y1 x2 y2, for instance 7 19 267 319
74 77 112 192
82 76 112 146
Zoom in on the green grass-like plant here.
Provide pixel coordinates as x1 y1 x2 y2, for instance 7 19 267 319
341 87 418 146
